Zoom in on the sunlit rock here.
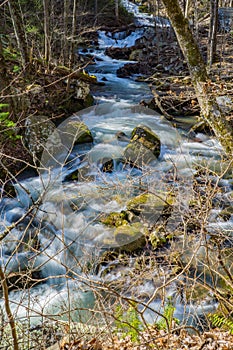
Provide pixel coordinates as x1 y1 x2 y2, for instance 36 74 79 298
114 222 147 252
124 124 161 167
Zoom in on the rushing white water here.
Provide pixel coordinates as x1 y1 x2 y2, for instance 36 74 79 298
98 28 145 48
121 0 170 27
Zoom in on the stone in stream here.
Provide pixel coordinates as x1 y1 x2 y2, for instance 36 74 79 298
100 211 129 227
126 192 174 224
101 158 114 173
114 222 147 252
63 119 93 145
124 124 161 167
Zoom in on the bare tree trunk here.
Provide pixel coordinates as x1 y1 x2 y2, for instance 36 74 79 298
0 266 19 350
161 0 233 156
208 0 219 67
70 0 77 67
8 0 29 67
95 0 98 16
115 0 119 24
0 39 8 94
43 0 50 64
185 0 191 18
67 0 77 91
194 0 199 39
63 0 70 64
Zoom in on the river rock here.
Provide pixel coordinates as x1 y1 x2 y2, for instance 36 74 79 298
114 222 147 252
100 158 114 173
76 80 91 100
129 49 144 61
24 115 57 160
63 119 93 145
126 192 174 223
105 46 133 60
101 211 129 227
117 62 150 77
124 124 161 167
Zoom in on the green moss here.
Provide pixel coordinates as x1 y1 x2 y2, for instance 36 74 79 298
101 211 129 227
114 222 147 252
219 207 233 221
127 192 174 213
65 120 93 144
149 225 173 249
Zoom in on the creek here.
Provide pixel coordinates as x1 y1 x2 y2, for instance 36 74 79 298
0 0 232 335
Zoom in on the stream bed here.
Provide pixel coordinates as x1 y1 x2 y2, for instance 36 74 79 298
0 1 232 343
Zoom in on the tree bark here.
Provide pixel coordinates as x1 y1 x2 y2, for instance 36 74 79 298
208 0 219 67
8 0 29 67
0 39 8 94
69 0 77 67
115 0 119 24
161 0 233 156
43 0 50 64
63 0 69 64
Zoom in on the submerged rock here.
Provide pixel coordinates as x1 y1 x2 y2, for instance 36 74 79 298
124 124 161 167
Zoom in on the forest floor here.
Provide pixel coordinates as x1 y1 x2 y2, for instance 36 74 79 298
47 328 233 350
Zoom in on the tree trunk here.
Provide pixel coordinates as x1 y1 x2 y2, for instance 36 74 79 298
208 0 219 67
66 0 77 91
185 0 190 17
161 0 233 156
0 39 8 94
43 0 50 64
63 0 69 64
8 0 29 67
69 0 77 67
115 0 119 24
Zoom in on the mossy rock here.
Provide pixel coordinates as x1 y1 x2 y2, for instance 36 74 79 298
114 222 147 252
124 124 160 167
149 225 174 249
127 192 174 223
64 119 93 145
24 115 58 160
129 49 144 61
83 93 94 108
101 211 129 227
219 206 233 221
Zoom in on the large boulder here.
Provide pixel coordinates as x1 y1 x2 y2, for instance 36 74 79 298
24 115 57 160
124 124 161 167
